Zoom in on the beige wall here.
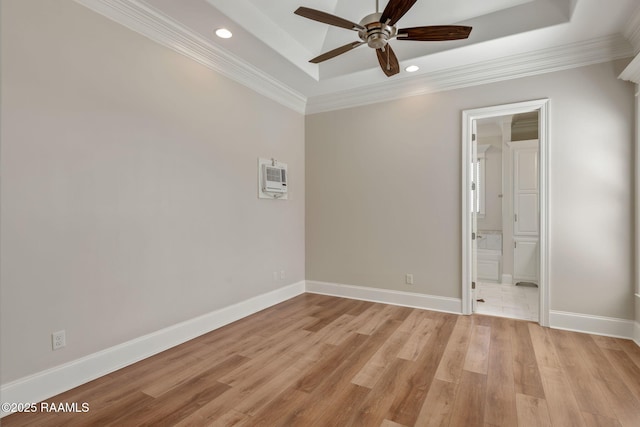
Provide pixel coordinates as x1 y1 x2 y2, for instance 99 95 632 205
0 0 305 383
307 60 635 320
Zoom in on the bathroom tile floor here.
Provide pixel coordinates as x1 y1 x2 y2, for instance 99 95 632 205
475 281 539 321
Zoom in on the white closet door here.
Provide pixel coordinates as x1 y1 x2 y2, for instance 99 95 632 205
514 238 538 282
511 140 539 283
513 143 539 236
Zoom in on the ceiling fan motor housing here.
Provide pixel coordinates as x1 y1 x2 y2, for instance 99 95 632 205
358 12 396 49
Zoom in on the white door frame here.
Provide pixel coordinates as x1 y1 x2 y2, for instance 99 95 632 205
461 99 550 326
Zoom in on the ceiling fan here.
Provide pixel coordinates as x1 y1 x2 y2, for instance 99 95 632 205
294 0 472 77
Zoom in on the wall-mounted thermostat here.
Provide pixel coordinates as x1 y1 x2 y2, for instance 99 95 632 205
258 158 288 199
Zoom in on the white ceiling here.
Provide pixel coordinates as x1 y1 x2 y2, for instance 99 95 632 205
77 0 640 113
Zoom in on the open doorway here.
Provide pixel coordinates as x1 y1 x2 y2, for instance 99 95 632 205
474 113 539 321
462 99 549 326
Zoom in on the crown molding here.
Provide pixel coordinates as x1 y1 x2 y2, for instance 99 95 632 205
74 0 307 114
623 4 640 53
619 54 640 85
306 34 634 114
74 1 633 116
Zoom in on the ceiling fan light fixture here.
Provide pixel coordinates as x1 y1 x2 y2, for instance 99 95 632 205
215 28 233 39
405 65 419 72
294 0 472 78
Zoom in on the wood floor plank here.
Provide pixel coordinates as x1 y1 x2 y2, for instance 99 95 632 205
434 315 473 383
510 320 545 399
616 338 640 370
448 370 487 427
570 332 640 427
218 329 309 387
300 383 372 426
351 326 411 388
302 297 357 332
603 348 640 403
322 304 384 345
357 304 405 335
528 322 562 369
548 328 618 420
385 312 459 427
123 376 230 426
464 324 492 374
295 332 369 393
4 296 640 427
348 357 415 426
484 317 518 427
581 412 623 427
516 393 552 427
397 316 433 361
592 335 623 351
381 419 409 427
414 378 458 427
235 316 315 358
141 351 247 398
239 388 311 427
593 368 640 427
207 409 250 427
354 313 457 427
232 355 309 417
538 366 584 427
291 320 402 425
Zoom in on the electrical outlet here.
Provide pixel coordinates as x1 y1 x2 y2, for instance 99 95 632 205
280 270 285 279
405 274 414 285
273 271 278 281
52 330 66 350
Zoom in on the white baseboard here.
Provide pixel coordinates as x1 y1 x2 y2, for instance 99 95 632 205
549 310 635 339
635 294 640 347
0 281 305 418
305 280 462 314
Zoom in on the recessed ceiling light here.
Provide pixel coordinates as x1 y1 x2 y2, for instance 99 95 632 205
405 65 420 73
215 28 232 39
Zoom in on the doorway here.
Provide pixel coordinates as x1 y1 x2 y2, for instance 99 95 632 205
462 99 549 326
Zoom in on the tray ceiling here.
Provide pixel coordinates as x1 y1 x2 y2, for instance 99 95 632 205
76 0 639 113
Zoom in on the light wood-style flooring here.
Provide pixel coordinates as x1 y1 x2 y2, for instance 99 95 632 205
4 293 640 426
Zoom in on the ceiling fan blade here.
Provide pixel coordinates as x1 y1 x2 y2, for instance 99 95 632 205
396 25 472 41
310 41 365 64
375 44 400 77
380 0 418 26
294 7 364 31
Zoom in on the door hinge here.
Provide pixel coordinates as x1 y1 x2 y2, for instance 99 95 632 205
472 232 476 240
471 182 476 191
514 241 517 248
514 213 518 222
472 281 476 290
472 133 476 142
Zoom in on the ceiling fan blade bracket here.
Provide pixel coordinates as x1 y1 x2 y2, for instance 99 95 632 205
380 0 418 26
